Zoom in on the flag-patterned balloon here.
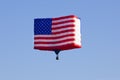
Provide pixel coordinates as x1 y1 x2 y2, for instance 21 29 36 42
34 15 82 51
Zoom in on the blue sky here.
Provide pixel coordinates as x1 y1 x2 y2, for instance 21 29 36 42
0 0 120 80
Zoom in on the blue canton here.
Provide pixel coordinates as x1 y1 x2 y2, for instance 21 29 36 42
34 18 52 35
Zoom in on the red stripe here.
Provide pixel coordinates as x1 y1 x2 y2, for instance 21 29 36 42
34 43 81 51
34 38 75 44
34 34 75 39
52 20 75 25
52 15 77 20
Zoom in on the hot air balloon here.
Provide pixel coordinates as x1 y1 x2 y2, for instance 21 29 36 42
34 15 82 60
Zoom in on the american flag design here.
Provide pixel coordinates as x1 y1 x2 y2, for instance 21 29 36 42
34 15 82 51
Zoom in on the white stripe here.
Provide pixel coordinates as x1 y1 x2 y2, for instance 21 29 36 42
52 27 74 33
52 22 74 28
34 32 75 38
34 41 75 47
34 36 74 42
52 18 75 23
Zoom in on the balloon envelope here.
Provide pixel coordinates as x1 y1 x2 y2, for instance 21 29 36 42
34 15 82 51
